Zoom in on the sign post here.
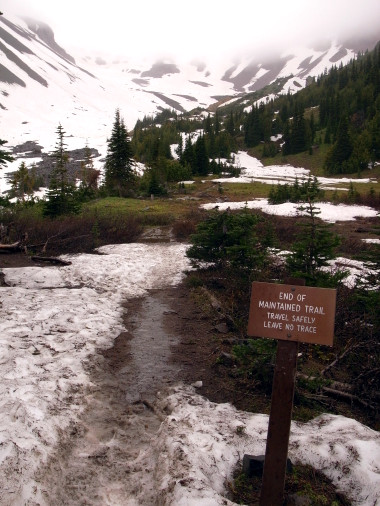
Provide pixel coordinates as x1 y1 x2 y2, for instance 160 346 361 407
247 280 336 505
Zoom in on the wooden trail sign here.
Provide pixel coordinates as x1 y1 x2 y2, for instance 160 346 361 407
247 280 336 505
248 281 336 346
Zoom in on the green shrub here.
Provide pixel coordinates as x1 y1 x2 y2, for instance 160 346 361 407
186 209 270 277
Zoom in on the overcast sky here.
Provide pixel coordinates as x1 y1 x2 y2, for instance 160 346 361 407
3 0 380 61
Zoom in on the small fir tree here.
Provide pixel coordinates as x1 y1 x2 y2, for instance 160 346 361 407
78 144 100 200
180 135 195 171
175 134 183 159
187 209 269 277
9 161 35 201
324 116 353 174
43 124 79 217
104 109 135 197
286 179 343 286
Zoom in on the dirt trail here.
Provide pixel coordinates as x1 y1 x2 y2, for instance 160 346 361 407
36 290 185 505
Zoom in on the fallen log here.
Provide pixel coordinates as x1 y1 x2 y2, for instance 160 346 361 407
322 386 377 411
31 256 72 266
297 373 379 410
297 373 353 393
0 241 23 253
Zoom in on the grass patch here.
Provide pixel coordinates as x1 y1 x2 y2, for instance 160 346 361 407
246 144 331 175
85 196 189 217
217 181 271 200
84 196 206 227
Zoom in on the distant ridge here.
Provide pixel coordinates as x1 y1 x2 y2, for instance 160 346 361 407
0 11 378 154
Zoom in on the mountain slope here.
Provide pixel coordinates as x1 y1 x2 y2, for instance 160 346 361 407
0 12 378 159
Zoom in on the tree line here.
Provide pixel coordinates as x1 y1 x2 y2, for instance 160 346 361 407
243 42 380 173
1 41 379 215
124 41 380 182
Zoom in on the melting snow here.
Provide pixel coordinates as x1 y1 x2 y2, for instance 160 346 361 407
1 243 380 504
212 151 375 187
201 198 378 223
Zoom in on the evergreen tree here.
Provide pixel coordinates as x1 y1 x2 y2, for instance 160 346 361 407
187 210 268 276
309 111 316 144
205 124 216 159
147 169 165 196
51 124 70 191
244 105 262 147
369 111 380 160
9 161 35 201
175 134 183 159
286 179 342 286
282 120 292 155
43 124 79 217
180 135 195 172
194 135 209 175
0 138 14 168
104 109 135 197
226 111 235 136
214 110 220 135
350 130 371 174
204 114 213 135
282 104 310 154
215 131 232 159
324 116 353 174
78 144 100 199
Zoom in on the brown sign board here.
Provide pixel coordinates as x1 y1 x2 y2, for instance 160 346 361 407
247 282 336 346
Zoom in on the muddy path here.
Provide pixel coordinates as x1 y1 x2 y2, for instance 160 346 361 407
35 288 194 505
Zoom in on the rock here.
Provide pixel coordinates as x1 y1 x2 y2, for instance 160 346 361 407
214 322 229 334
191 381 203 388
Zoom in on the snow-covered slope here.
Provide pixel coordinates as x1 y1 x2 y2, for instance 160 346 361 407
0 12 378 156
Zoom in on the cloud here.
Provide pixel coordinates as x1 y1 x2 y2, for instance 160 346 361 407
2 0 380 61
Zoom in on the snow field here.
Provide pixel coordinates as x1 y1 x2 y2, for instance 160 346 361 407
0 243 190 503
1 242 380 504
141 385 380 506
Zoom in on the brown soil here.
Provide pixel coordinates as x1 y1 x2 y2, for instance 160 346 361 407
122 282 273 416
0 252 38 269
124 280 378 429
123 283 239 406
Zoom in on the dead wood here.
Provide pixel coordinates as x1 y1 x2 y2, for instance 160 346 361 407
298 372 378 409
322 386 377 411
0 241 23 253
321 341 363 377
200 287 236 328
297 373 353 393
